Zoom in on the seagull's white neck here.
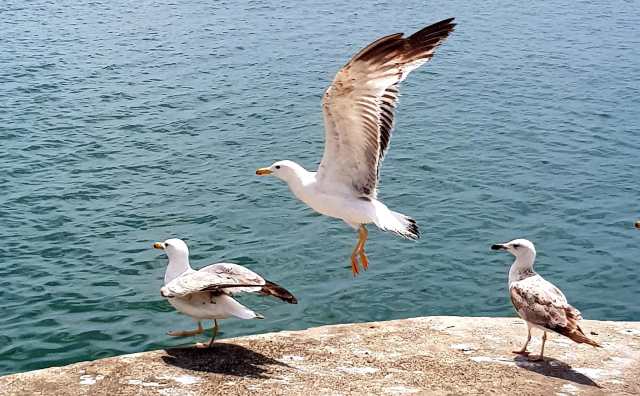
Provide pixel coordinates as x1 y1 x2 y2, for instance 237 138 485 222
164 252 192 284
280 163 317 202
508 252 536 285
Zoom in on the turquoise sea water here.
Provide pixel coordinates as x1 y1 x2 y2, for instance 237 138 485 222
1 0 639 375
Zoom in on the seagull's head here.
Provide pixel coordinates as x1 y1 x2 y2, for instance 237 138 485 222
153 238 189 261
491 238 536 259
256 160 304 183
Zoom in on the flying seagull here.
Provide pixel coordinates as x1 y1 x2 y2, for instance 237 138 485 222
256 18 456 276
491 239 601 361
153 238 297 348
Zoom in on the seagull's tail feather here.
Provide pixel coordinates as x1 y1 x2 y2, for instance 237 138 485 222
217 294 261 320
372 200 420 240
260 280 298 304
557 308 601 347
389 211 420 240
561 325 602 348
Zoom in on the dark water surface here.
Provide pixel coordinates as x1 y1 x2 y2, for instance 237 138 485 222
1 0 639 375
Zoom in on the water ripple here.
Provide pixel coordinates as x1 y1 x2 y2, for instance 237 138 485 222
0 0 638 376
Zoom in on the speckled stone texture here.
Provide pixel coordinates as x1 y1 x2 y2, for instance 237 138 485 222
1 316 639 395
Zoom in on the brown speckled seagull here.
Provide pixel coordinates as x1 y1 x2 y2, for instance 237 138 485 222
492 239 601 361
256 18 456 276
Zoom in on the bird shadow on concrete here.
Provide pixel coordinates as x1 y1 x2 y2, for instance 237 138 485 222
162 342 291 379
514 356 600 388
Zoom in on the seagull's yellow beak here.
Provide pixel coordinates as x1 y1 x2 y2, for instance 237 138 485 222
256 167 272 176
153 242 165 250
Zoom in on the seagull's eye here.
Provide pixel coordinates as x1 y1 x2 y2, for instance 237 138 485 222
512 244 520 249
275 165 281 169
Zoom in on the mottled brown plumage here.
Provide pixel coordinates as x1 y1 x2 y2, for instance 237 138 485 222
510 280 600 347
493 239 600 360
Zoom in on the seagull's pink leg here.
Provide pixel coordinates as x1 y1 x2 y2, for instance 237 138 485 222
528 331 547 361
512 324 531 356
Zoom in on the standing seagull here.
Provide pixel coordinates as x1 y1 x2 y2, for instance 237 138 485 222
256 18 456 276
153 238 297 347
491 239 601 361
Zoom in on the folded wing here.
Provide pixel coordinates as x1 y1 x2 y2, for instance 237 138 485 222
161 263 266 298
510 276 600 346
161 263 298 304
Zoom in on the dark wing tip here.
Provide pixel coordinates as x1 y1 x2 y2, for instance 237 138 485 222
348 18 456 66
352 32 405 63
407 18 457 43
262 280 298 304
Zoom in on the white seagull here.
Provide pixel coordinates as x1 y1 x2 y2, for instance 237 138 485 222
153 238 297 348
257 18 456 276
491 239 601 361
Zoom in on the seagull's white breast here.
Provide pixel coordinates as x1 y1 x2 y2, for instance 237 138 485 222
297 182 377 226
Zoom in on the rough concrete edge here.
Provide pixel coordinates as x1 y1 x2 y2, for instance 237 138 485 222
1 315 638 379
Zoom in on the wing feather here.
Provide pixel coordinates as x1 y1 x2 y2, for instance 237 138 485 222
160 263 266 298
510 276 599 346
317 18 455 198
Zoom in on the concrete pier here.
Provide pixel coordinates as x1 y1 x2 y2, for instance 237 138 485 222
1 316 639 395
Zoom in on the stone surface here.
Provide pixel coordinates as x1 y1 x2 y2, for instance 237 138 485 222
1 316 639 395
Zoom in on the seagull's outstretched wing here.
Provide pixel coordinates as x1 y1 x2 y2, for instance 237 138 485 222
317 18 455 198
161 263 266 297
510 275 600 346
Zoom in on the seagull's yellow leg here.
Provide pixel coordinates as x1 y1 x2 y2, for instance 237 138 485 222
350 248 360 276
168 321 204 337
195 319 220 349
512 325 531 355
209 319 219 347
358 225 369 271
350 225 369 276
351 224 369 276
